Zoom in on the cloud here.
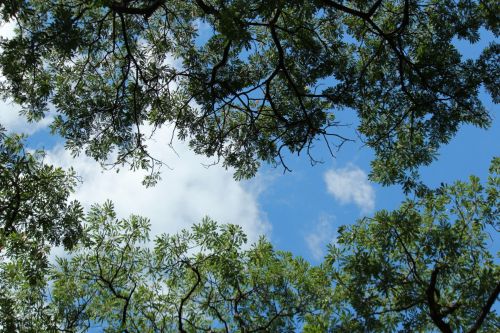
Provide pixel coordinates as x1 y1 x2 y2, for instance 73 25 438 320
305 215 337 261
324 164 375 213
0 100 54 135
0 20 15 40
45 125 270 245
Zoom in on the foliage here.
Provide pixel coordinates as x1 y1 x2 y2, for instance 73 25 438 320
0 260 52 333
41 201 326 332
0 129 83 274
1 161 498 332
0 129 83 331
0 1 497 187
305 158 500 332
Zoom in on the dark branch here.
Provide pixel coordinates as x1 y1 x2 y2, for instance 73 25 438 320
109 0 165 18
468 282 500 333
178 260 202 333
426 265 453 333
319 0 370 19
367 0 385 17
194 0 220 17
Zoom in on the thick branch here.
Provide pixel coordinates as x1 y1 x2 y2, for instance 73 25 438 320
194 0 220 17
109 0 165 17
368 0 385 17
426 265 453 333
319 0 370 19
209 40 232 86
178 260 202 333
468 282 500 333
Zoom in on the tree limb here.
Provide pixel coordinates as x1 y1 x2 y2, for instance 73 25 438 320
468 282 500 333
426 265 453 333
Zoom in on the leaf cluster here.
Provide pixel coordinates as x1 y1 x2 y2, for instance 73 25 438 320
0 129 83 331
1 158 498 332
0 1 497 186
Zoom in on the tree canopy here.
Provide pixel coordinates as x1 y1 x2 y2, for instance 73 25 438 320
0 130 83 330
306 157 500 332
1 158 498 332
0 1 498 332
0 129 83 278
0 0 498 187
5 202 326 332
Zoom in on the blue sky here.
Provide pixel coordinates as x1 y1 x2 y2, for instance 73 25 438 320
0 21 498 263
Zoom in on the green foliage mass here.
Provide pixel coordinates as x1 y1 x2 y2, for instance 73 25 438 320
0 0 497 187
306 157 500 332
0 129 83 331
24 201 325 332
0 129 83 275
1 158 498 332
0 1 498 331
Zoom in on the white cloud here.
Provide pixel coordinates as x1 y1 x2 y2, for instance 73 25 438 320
0 100 54 135
305 215 337 261
324 164 375 214
45 125 270 245
0 20 16 40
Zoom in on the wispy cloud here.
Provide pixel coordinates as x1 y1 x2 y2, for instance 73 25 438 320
0 101 55 135
324 164 375 214
305 215 337 261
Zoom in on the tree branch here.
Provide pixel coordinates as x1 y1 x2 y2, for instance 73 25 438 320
109 0 165 18
468 282 500 333
178 260 202 333
426 264 453 333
